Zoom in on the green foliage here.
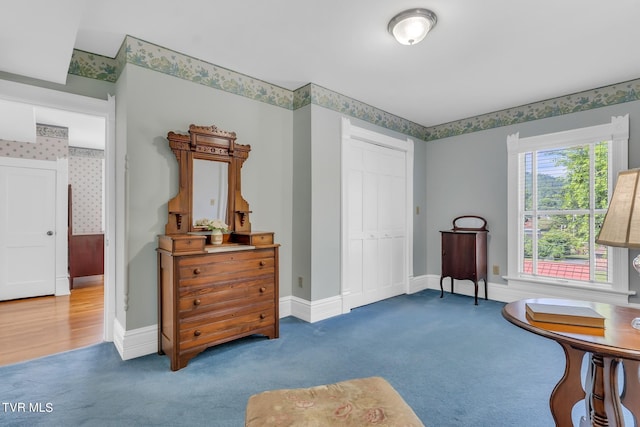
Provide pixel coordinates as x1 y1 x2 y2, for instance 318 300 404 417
524 237 532 258
524 229 582 260
537 229 581 259
554 142 609 211
524 141 609 266
524 172 564 210
552 142 608 243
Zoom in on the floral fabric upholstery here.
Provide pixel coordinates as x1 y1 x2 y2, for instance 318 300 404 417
245 376 424 426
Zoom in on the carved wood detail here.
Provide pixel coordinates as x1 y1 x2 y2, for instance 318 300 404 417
165 124 252 235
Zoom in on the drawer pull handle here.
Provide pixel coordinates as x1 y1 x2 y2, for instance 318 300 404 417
260 287 266 293
193 268 201 275
194 330 201 337
193 299 201 306
260 313 266 319
259 261 266 266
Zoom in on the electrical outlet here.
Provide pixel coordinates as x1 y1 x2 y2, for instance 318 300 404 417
416 206 420 215
298 276 303 287
492 265 500 275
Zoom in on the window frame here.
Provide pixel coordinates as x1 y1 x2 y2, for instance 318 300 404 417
506 115 631 302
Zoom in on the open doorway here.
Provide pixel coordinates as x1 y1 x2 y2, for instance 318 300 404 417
0 80 115 365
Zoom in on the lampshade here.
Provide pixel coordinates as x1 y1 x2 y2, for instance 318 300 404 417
596 169 640 329
388 9 437 45
596 169 640 249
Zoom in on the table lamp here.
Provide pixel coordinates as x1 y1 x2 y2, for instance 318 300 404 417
595 168 640 329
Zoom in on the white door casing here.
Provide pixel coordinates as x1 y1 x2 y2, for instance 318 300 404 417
0 80 116 342
341 118 414 312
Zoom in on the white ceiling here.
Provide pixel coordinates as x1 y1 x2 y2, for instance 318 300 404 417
3 0 640 135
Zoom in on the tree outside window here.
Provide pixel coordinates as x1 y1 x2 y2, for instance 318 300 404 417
520 142 609 282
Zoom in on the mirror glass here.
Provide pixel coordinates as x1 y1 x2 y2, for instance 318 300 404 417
455 217 485 229
192 159 229 226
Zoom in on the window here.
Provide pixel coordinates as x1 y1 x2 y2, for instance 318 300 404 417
507 115 630 300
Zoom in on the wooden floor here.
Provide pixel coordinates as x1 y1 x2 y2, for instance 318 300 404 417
0 276 104 367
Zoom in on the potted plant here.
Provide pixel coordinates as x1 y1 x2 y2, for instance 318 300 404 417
194 218 228 245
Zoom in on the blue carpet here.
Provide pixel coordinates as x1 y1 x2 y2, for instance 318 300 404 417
1 290 567 426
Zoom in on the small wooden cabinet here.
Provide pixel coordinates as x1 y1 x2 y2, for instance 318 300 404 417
440 216 488 305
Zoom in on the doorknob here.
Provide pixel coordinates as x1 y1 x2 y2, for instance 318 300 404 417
47 231 54 236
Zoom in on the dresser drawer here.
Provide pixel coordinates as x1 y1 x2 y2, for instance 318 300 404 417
178 265 274 289
178 277 275 315
179 301 275 351
232 232 274 246
158 234 206 253
177 249 275 281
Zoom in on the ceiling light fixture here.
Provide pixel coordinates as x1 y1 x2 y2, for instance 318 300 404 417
388 8 437 46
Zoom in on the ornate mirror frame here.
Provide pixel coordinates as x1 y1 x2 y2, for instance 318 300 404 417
165 124 252 235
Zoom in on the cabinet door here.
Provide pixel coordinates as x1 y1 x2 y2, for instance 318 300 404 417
442 232 477 280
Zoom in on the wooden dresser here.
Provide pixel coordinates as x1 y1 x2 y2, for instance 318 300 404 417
158 234 279 371
157 124 280 370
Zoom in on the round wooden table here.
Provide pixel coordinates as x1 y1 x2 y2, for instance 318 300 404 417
502 298 640 427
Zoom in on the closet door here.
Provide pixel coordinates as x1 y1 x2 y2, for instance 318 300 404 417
346 139 406 309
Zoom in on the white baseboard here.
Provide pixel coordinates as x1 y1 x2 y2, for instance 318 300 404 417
423 274 490 301
110 296 344 361
278 297 292 318
55 276 70 296
281 277 432 323
425 273 569 303
280 295 343 323
422 274 638 306
409 275 429 294
113 319 158 360
418 274 526 303
112 276 640 361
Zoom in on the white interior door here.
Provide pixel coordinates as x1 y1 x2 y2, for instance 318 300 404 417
0 164 56 300
345 138 407 308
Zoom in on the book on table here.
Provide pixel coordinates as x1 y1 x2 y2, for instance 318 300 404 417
525 302 605 328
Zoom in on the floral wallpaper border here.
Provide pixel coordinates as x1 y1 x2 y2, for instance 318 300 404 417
69 146 105 159
68 36 640 142
309 83 428 139
37 123 68 139
127 37 293 109
69 50 119 83
425 80 640 141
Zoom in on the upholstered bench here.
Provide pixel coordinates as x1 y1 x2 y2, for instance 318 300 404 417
245 376 424 426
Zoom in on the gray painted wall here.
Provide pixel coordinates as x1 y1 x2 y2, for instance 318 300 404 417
413 139 428 276
0 65 429 332
118 65 294 329
4 56 636 332
309 105 342 301
292 105 312 300
426 99 640 303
